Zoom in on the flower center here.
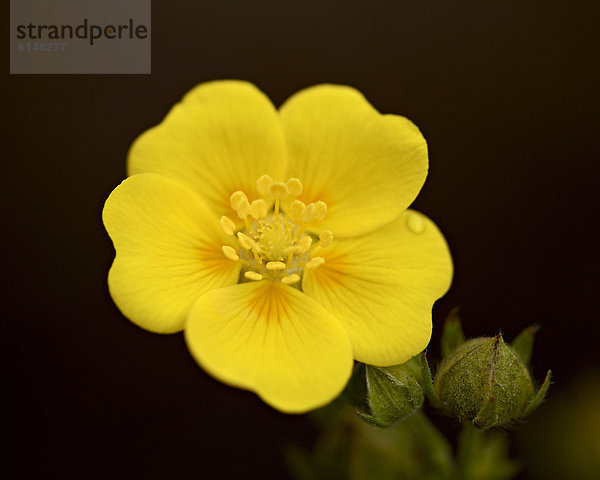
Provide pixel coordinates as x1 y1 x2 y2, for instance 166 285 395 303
219 175 332 286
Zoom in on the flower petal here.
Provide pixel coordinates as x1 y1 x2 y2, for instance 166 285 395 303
103 173 240 333
128 80 288 218
184 280 353 413
279 85 429 237
302 210 452 366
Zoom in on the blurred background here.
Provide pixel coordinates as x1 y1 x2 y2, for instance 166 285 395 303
4 1 599 478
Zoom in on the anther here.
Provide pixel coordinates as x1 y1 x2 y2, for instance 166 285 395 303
230 191 248 210
221 245 239 261
269 182 289 199
281 274 300 285
237 232 254 250
219 216 236 236
250 199 267 219
286 178 303 197
298 235 312 252
244 271 263 281
313 201 327 221
256 174 273 197
288 199 305 221
301 203 316 223
305 257 325 269
266 261 286 270
319 230 333 248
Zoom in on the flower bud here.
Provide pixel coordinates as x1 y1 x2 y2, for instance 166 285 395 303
434 335 536 429
356 357 424 427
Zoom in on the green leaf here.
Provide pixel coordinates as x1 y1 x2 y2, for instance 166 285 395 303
441 307 466 359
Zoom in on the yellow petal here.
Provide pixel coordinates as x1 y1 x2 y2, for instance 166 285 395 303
302 210 452 366
128 80 287 220
185 281 353 413
103 174 240 333
279 85 428 237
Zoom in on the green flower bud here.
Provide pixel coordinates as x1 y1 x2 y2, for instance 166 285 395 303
356 357 424 427
434 335 536 429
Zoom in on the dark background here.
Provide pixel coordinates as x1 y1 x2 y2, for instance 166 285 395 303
4 1 599 478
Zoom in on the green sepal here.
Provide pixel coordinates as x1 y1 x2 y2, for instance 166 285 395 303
523 369 552 417
511 324 539 365
473 396 499 430
420 352 439 407
356 359 424 428
441 307 466 359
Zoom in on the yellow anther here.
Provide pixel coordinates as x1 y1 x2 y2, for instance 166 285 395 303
281 274 300 285
219 216 236 236
301 203 316 223
230 191 248 210
313 201 327 221
235 199 251 219
286 178 303 197
269 182 289 199
237 232 254 250
250 199 267 219
256 174 273 197
266 261 286 270
288 199 305 221
221 245 239 261
244 271 263 281
298 235 313 252
305 256 325 269
319 230 333 248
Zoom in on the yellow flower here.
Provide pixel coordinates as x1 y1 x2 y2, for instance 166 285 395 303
102 81 453 413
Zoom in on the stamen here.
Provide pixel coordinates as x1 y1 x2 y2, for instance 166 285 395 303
281 274 300 285
288 200 305 221
230 191 248 210
298 235 312 252
236 199 251 220
313 201 327 221
250 199 267 219
301 203 316 223
319 230 333 247
269 182 288 199
266 261 286 271
256 174 273 197
286 178 303 197
237 232 254 250
221 245 239 261
244 271 263 281
305 257 325 269
219 216 236 236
